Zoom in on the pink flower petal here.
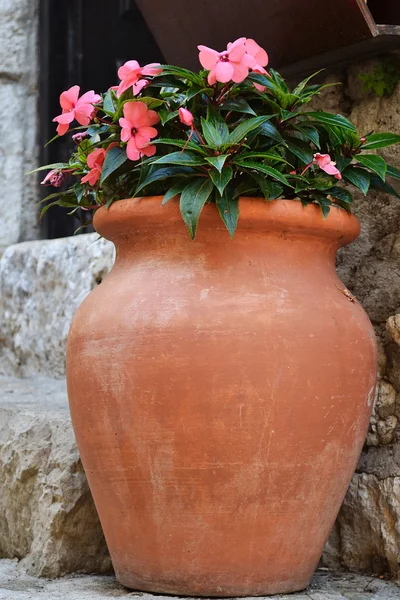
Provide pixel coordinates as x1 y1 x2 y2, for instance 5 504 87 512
132 79 148 96
53 111 75 125
118 60 140 80
227 38 247 62
141 143 157 157
207 69 217 85
146 109 160 126
314 153 332 168
56 123 69 136
87 148 106 169
74 104 95 126
126 138 141 161
135 127 158 148
78 91 101 105
59 85 80 110
231 62 249 83
245 39 269 67
140 63 163 76
198 45 220 70
215 60 234 83
123 101 148 127
120 126 132 143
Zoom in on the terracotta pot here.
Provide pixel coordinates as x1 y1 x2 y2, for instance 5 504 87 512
67 197 376 597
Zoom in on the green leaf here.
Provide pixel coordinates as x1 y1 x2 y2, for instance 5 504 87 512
335 156 352 172
329 187 353 205
235 159 293 187
205 155 229 172
387 164 400 180
162 181 187 205
158 109 179 125
342 167 370 195
201 118 228 148
219 98 256 116
306 112 356 131
356 154 387 181
135 166 195 194
228 116 272 145
284 138 313 165
100 146 127 183
249 172 283 200
159 65 204 87
292 70 324 96
74 183 84 203
258 121 286 144
318 198 333 219
29 162 70 174
152 151 206 167
293 124 320 148
215 187 239 237
139 97 164 109
103 90 117 115
362 133 400 150
370 174 400 199
210 166 233 195
233 152 292 166
180 178 214 239
152 137 208 155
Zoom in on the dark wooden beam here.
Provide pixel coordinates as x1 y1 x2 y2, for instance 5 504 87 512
135 0 377 71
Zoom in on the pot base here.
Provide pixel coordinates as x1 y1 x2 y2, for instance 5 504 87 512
115 570 312 597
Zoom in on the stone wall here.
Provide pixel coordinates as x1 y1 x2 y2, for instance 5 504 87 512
0 0 40 252
310 60 400 580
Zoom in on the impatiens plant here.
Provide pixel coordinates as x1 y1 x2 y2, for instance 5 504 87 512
36 37 400 238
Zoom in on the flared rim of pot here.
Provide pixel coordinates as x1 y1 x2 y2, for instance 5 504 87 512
93 196 360 246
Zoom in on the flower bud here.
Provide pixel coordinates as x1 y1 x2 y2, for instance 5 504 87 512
179 107 194 127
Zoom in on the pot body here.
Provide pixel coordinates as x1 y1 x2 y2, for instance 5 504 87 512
67 198 376 597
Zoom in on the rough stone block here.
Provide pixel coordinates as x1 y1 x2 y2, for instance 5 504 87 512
0 234 115 378
0 375 111 577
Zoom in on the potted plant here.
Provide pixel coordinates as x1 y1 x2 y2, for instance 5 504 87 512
38 38 400 597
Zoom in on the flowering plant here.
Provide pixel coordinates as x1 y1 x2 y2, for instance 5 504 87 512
37 37 400 238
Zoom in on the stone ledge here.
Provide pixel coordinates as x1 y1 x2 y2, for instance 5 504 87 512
0 561 399 599
0 376 111 578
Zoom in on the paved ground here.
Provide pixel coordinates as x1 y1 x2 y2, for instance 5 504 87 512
0 561 399 600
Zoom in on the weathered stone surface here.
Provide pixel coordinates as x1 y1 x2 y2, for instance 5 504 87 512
0 561 399 600
0 376 111 577
0 234 115 378
0 0 39 249
387 314 400 346
366 380 398 447
324 473 400 581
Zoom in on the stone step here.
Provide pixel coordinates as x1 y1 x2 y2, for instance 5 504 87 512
0 376 111 578
0 233 114 379
0 561 399 600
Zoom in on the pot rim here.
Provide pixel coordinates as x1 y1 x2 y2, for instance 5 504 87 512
93 196 360 246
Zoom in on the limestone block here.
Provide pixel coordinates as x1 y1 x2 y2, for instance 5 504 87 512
0 234 115 378
324 473 400 580
0 376 111 578
387 314 400 346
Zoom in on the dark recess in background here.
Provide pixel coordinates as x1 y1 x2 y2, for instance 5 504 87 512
39 0 163 239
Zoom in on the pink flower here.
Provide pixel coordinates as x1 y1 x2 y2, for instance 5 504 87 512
81 149 107 186
179 107 194 127
314 153 342 180
41 169 67 187
53 86 101 136
72 131 88 144
119 101 160 161
198 37 269 86
243 39 269 68
198 38 249 85
116 60 162 97
81 143 118 186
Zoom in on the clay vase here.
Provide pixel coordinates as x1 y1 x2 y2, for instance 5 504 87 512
66 197 376 597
